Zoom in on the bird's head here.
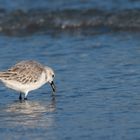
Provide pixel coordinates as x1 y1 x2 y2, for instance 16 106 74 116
45 66 56 92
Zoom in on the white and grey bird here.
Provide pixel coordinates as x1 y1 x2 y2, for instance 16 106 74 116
0 60 56 100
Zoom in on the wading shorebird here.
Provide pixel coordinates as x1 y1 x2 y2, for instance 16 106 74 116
0 60 56 100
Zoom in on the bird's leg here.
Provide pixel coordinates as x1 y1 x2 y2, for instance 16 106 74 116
24 92 28 100
19 93 22 100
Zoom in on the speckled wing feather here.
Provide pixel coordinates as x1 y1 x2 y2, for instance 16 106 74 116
0 60 45 84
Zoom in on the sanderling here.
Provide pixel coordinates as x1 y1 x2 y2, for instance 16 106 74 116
0 60 56 100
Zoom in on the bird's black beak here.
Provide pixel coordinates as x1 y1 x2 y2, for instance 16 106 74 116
50 81 56 92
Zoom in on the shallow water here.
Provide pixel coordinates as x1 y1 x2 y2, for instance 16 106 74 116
0 32 139 140
0 0 140 140
0 0 140 11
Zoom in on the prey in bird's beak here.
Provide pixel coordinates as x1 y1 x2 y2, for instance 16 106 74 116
50 81 56 92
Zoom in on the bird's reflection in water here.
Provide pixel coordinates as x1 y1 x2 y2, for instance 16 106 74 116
5 97 56 128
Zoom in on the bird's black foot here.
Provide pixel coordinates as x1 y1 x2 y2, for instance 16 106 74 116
24 97 28 100
19 93 22 100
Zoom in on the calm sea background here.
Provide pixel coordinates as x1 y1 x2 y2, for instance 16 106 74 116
0 0 140 140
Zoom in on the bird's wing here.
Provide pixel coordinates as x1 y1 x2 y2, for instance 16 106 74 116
0 61 44 84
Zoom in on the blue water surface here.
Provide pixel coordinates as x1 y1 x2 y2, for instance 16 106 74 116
0 0 140 11
0 31 139 140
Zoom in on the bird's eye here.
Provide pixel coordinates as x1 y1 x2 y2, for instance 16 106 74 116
52 74 55 78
